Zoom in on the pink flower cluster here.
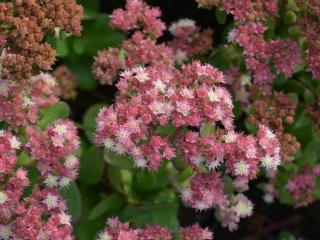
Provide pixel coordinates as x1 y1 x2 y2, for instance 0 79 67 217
0 49 79 240
181 223 213 240
95 60 281 220
0 130 73 239
256 124 281 171
0 131 21 174
224 66 251 108
296 9 320 79
110 0 166 37
92 32 174 85
178 124 280 213
0 1 82 238
95 61 231 171
307 42 320 79
196 0 306 84
0 132 27 218
1 188 73 240
181 172 225 211
229 23 301 84
0 73 59 128
98 217 213 240
286 165 320 207
219 193 254 231
271 40 302 78
94 0 286 232
169 19 213 63
27 119 80 185
196 0 278 22
93 5 284 230
93 0 214 86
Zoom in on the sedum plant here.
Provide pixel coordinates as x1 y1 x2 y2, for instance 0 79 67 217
0 0 320 239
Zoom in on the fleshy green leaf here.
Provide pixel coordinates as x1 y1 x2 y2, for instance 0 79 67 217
215 8 226 24
107 165 133 194
88 194 123 221
303 89 316 104
121 202 179 230
134 171 158 193
83 103 107 142
104 150 134 169
156 123 176 137
61 181 82 222
200 123 215 136
37 102 70 129
17 152 35 166
79 146 105 184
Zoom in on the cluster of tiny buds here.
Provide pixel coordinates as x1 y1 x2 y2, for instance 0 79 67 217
0 0 83 83
196 0 310 85
286 165 320 207
97 217 213 240
93 0 213 86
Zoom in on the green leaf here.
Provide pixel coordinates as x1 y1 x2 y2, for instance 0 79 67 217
134 171 158 193
55 40 70 57
107 165 133 194
88 194 123 221
171 156 188 171
23 166 41 197
75 219 106 240
297 1 308 11
74 15 124 56
177 166 194 182
291 108 311 129
287 0 300 12
156 123 176 137
287 93 299 106
83 103 107 142
104 150 134 169
284 11 297 25
78 0 99 19
66 56 98 91
303 89 315 104
73 39 85 55
152 189 177 204
121 202 179 230
274 74 288 86
37 102 70 129
288 26 300 38
61 181 82 222
200 123 215 136
244 119 258 134
278 231 296 240
215 8 226 24
16 151 35 166
79 146 105 184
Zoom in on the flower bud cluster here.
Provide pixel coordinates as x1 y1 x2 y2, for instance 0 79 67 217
169 19 213 63
298 3 320 79
0 73 59 128
219 193 254 231
286 165 320 207
93 0 213 86
27 119 80 184
249 87 300 163
97 217 213 240
196 0 307 85
229 23 301 84
0 0 83 82
52 65 78 100
196 0 278 22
